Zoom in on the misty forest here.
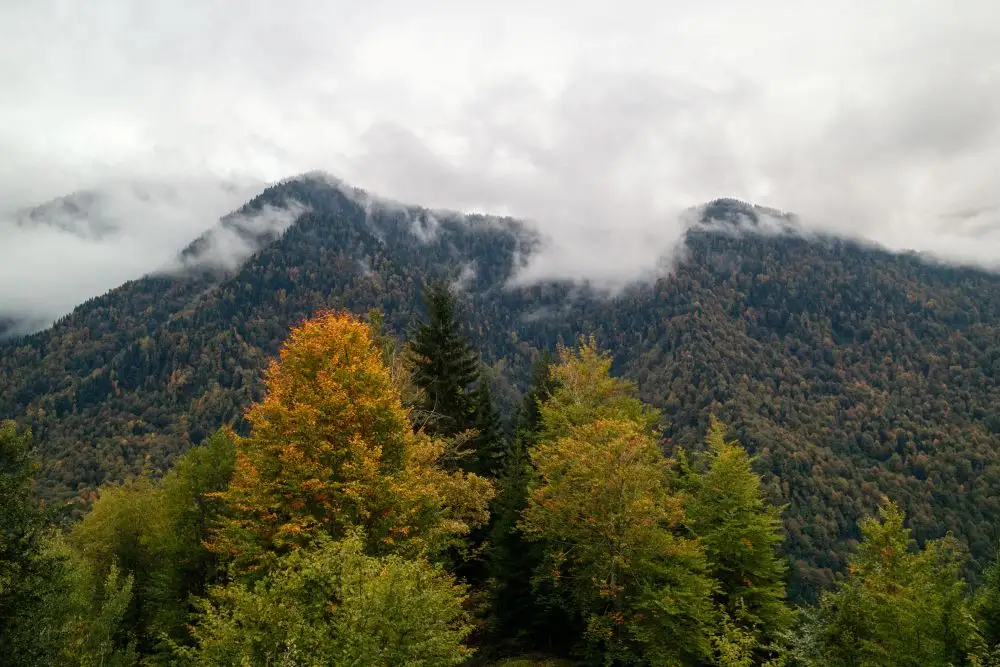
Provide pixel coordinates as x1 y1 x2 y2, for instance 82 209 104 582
6 177 1000 666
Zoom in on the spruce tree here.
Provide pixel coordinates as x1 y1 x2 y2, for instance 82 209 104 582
410 280 479 439
487 353 563 650
974 544 1000 650
468 373 505 479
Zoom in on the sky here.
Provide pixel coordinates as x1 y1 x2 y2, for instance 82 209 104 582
2 0 1000 323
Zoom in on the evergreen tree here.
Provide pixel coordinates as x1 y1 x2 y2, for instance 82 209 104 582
410 280 480 439
487 353 564 651
684 417 795 662
469 372 505 478
0 421 65 666
972 543 1000 660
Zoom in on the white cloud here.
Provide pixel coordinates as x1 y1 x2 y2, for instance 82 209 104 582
0 179 261 327
174 200 309 272
1 0 999 313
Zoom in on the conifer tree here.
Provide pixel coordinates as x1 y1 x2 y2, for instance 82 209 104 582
469 373 505 478
487 353 562 649
411 280 480 438
0 421 67 666
974 544 1000 651
685 417 794 661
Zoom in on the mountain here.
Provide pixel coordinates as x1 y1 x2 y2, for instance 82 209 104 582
5 174 1000 600
0 178 264 338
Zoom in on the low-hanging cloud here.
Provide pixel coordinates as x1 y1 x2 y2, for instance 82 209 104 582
173 200 309 272
1 0 999 314
0 179 261 330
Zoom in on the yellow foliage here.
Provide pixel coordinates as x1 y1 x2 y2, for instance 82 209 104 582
209 310 493 575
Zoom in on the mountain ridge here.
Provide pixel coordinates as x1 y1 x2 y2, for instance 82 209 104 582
6 174 1000 599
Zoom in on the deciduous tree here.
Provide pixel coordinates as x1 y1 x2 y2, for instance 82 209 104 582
209 310 493 576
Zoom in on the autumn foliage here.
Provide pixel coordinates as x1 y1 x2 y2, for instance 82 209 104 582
209 311 493 575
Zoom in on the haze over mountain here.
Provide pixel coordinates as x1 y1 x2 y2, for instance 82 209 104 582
0 178 262 334
2 1 1000 331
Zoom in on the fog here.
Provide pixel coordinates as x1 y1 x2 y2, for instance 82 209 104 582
1 0 999 323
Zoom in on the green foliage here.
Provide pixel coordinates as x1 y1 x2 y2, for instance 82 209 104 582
684 417 795 660
11 533 139 667
67 429 236 656
178 533 474 666
487 354 562 650
520 340 716 665
801 501 976 666
0 421 68 665
470 372 506 478
974 544 1000 649
411 279 481 439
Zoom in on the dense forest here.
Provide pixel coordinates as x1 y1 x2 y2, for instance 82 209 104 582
6 174 1000 607
0 298 1000 667
5 297 1000 665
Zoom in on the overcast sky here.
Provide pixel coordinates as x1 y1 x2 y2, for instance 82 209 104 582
2 0 1000 322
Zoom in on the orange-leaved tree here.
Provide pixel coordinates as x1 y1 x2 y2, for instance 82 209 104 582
208 310 493 577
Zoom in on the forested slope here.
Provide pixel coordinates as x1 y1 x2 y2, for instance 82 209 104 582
5 174 1000 595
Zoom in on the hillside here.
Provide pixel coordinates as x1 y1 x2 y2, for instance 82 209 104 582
5 174 1000 597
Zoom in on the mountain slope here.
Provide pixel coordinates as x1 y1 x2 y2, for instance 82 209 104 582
5 176 1000 599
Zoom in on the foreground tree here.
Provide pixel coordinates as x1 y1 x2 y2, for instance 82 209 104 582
69 429 237 657
487 354 562 649
973 542 1000 652
0 421 138 666
801 501 975 667
519 339 716 665
179 534 473 666
0 421 70 665
684 418 794 663
411 279 480 438
209 310 493 576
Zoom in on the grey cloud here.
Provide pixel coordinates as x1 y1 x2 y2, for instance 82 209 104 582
2 0 1000 307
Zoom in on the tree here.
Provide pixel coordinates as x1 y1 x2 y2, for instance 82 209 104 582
70 476 162 652
469 372 505 479
487 353 562 649
68 428 236 658
209 310 493 576
410 279 480 439
146 429 237 648
0 420 68 665
803 501 975 667
519 339 716 665
179 533 474 666
974 542 1000 650
684 418 794 661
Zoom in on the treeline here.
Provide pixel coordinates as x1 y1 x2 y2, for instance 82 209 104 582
5 283 1000 665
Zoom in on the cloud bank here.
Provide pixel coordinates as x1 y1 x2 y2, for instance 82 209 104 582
0 179 261 329
1 0 999 315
